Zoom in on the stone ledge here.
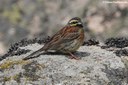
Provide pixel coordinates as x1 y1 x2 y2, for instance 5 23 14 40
0 42 128 85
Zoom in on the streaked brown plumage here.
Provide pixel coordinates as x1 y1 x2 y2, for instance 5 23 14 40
23 17 85 60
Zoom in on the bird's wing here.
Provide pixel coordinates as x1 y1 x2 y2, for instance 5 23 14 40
42 26 80 50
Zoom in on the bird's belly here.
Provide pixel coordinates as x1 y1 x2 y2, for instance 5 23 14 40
61 39 83 52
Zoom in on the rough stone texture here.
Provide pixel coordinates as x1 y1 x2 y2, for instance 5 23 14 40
0 42 128 85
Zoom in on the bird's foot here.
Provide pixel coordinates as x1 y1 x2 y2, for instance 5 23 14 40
69 55 81 60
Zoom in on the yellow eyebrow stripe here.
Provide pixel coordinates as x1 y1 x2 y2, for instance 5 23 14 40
70 23 77 26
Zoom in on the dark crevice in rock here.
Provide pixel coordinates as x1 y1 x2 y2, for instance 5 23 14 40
0 49 31 61
101 37 128 57
83 39 99 46
104 37 128 48
115 49 128 57
11 49 31 56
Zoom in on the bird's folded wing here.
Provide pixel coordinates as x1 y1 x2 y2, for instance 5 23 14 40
44 27 80 50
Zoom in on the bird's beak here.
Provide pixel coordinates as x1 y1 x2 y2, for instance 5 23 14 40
77 22 82 25
77 22 83 27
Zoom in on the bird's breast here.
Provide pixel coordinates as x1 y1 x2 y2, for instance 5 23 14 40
63 28 84 52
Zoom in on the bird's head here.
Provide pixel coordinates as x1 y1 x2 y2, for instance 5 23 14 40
68 17 83 27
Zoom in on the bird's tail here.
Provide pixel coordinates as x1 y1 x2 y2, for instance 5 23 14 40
23 47 44 60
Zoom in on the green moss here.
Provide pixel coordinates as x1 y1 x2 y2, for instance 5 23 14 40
0 60 30 70
3 77 11 82
3 73 22 83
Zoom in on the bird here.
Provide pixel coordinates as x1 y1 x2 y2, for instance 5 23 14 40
23 17 85 60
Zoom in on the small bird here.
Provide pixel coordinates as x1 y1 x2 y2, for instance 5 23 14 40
23 17 85 60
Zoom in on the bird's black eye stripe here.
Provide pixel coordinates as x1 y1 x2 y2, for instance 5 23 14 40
71 21 78 24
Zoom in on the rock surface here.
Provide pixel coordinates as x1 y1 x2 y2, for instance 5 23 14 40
0 42 128 85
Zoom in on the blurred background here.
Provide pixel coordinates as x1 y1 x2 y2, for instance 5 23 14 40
0 0 128 55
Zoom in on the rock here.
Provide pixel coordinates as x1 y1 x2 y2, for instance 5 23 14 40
0 42 127 85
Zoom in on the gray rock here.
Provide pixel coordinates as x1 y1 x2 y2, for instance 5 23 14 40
0 43 127 85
